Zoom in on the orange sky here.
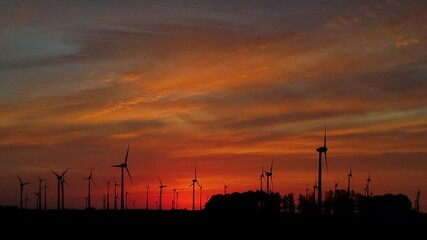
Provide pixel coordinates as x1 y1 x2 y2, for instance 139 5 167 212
0 0 427 211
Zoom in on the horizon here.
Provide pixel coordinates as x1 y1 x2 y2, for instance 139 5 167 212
0 1 426 211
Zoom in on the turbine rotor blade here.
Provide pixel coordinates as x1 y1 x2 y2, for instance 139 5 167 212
124 145 130 164
270 160 273 173
50 170 60 178
17 176 23 184
61 169 69 177
126 167 133 183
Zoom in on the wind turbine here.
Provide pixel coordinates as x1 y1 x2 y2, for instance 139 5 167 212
37 175 46 210
172 188 176 210
315 126 328 210
114 179 119 210
103 194 106 209
415 190 420 213
51 169 68 210
43 182 49 210
259 162 265 192
176 192 179 209
313 177 318 204
305 185 309 198
146 184 149 210
189 165 200 211
33 192 40 209
347 164 354 198
125 189 131 209
265 160 273 194
223 181 230 195
25 193 30 209
366 170 371 197
158 177 167 210
199 184 203 210
83 167 96 209
17 176 30 209
112 145 133 210
105 179 111 210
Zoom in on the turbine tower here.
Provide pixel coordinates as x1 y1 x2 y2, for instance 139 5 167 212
347 165 353 197
83 167 96 209
313 177 318 204
43 182 48 210
114 179 119 210
415 190 420 213
105 179 111 210
199 184 203 210
158 177 167 210
146 184 149 210
51 169 68 210
125 189 131 209
112 145 133 210
265 161 273 194
61 171 69 209
189 165 200 211
223 181 230 195
17 176 30 209
259 162 265 192
316 126 328 211
366 171 371 197
37 175 46 210
33 192 39 209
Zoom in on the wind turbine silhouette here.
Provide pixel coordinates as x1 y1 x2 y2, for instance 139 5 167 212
61 173 69 209
334 181 338 193
33 192 40 209
313 177 318 204
105 179 111 210
199 184 203 210
37 175 46 210
17 176 30 209
51 169 68 210
265 161 273 194
102 194 106 209
125 188 131 209
305 185 309 198
112 145 133 210
114 179 119 210
415 190 420 213
366 170 371 197
223 181 230 195
43 182 49 210
25 193 30 209
189 165 200 211
146 184 149 210
316 126 328 210
83 167 96 209
259 162 265 192
158 177 167 210
347 164 354 197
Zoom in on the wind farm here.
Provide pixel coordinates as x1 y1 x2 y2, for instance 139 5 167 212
1 0 427 227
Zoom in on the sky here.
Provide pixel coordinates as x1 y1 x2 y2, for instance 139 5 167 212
0 0 426 211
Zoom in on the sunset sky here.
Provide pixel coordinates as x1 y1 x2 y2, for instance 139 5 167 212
1 0 426 211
